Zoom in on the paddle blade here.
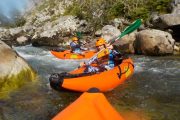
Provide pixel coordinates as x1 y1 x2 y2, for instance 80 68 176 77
76 32 82 39
109 19 142 44
119 19 142 38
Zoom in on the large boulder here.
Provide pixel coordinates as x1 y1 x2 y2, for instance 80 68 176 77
152 0 180 29
151 0 180 42
100 25 121 42
152 13 180 29
171 0 180 14
134 29 175 56
0 40 36 98
0 27 29 46
173 42 180 55
113 32 137 54
16 36 30 46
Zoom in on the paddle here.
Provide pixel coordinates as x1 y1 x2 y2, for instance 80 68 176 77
75 31 82 45
76 31 82 39
86 19 142 64
75 31 89 51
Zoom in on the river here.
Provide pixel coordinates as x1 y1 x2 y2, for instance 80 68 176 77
0 45 179 120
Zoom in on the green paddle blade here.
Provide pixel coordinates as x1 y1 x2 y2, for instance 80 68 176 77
87 19 142 63
110 19 142 44
119 19 142 38
76 32 82 39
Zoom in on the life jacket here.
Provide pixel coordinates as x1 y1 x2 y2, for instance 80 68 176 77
70 42 81 52
97 48 109 59
97 49 118 68
86 49 121 69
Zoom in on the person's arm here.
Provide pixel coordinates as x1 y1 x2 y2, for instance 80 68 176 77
86 56 98 65
80 56 98 67
106 44 120 56
80 46 88 51
111 49 119 55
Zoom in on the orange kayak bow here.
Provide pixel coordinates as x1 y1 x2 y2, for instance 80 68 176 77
52 88 124 120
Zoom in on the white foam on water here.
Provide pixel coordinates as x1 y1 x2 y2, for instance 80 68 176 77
148 68 163 73
134 65 144 72
17 52 35 59
13 45 85 74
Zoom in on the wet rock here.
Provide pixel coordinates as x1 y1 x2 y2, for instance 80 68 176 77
0 40 36 98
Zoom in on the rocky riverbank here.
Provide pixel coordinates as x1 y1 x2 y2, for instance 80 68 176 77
0 0 179 56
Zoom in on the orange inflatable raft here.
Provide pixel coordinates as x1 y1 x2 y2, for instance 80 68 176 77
51 50 96 59
52 88 124 120
49 58 134 92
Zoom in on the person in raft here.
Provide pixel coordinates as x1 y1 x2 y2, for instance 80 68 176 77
80 37 122 73
70 37 88 54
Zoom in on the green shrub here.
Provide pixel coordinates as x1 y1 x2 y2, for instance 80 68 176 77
14 17 26 27
63 0 172 31
64 3 83 19
147 0 171 13
107 1 125 19
128 7 149 20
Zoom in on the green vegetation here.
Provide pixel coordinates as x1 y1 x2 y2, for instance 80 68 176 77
37 0 56 11
0 68 37 98
12 17 26 27
147 0 172 13
2 18 26 28
64 0 171 31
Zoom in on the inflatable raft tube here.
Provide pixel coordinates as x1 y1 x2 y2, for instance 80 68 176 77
52 88 124 120
51 50 96 59
49 58 134 92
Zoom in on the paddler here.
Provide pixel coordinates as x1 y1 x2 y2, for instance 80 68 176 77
80 37 122 73
70 37 88 54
